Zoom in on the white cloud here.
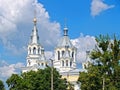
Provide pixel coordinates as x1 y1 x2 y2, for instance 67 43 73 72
45 51 53 60
91 0 114 16
0 60 24 79
0 0 61 56
71 33 96 63
0 0 99 79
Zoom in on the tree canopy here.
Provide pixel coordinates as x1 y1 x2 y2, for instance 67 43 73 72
6 67 67 90
78 35 120 90
0 80 5 90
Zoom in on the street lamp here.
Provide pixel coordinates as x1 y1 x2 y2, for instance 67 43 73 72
50 59 53 90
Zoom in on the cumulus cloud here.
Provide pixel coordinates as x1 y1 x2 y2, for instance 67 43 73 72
91 0 114 16
0 60 24 79
71 33 96 63
0 0 60 56
45 51 53 60
0 0 97 79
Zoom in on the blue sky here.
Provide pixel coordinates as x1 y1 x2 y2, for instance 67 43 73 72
39 0 120 37
0 0 120 81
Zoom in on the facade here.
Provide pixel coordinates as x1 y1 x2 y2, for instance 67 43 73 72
22 17 47 73
53 26 80 90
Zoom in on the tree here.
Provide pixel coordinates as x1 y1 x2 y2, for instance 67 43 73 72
0 80 5 90
78 35 120 90
6 66 67 90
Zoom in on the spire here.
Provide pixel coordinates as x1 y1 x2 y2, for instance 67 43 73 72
30 9 39 44
63 18 68 36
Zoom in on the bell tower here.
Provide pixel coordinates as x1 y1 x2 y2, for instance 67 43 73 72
22 12 47 73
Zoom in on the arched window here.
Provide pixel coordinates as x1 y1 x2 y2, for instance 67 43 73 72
62 51 65 56
62 61 64 66
68 50 70 56
38 48 40 54
70 61 72 67
29 47 31 54
28 60 31 66
58 51 60 60
33 47 36 54
72 52 74 58
66 60 68 66
41 63 44 66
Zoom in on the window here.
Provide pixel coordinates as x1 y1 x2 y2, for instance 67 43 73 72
62 61 64 66
58 51 60 60
28 60 31 65
62 51 65 56
29 48 31 54
38 48 40 54
41 63 44 66
68 50 70 56
66 60 68 66
72 52 74 58
70 61 72 67
33 47 36 54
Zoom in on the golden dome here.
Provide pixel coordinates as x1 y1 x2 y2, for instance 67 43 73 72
33 17 37 23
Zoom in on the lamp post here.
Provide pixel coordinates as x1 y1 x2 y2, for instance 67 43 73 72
102 77 105 90
50 59 53 90
101 74 106 90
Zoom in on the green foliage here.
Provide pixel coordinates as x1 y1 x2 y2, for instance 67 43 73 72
6 67 67 90
0 80 5 90
78 35 120 90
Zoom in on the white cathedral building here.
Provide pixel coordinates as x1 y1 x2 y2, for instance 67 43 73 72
22 16 84 90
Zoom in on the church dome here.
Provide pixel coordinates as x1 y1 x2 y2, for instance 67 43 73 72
57 36 73 48
57 27 74 48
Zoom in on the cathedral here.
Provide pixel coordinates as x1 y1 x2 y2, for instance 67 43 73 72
22 16 81 90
